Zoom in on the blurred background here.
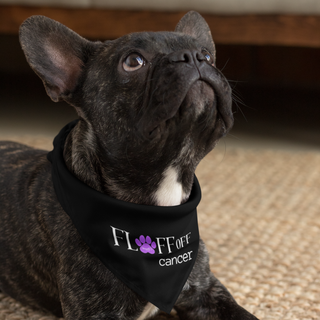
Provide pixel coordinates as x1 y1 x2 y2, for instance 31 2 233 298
0 1 319 152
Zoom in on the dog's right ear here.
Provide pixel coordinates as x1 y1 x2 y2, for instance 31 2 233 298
175 11 216 64
19 16 99 102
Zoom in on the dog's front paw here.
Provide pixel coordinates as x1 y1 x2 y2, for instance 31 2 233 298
135 235 157 254
219 303 259 320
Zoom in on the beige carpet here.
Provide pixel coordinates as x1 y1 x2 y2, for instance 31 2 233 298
0 135 319 320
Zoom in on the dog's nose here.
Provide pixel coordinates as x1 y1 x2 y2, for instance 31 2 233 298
168 49 206 65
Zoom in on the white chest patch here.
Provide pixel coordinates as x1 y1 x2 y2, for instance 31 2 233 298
137 302 159 320
154 166 185 206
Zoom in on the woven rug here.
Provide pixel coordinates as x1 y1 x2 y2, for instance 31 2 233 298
0 135 319 320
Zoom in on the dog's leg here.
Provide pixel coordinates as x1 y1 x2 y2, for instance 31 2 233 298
55 251 148 320
174 241 258 320
175 275 258 320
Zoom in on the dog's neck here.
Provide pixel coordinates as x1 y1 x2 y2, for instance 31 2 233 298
63 121 192 206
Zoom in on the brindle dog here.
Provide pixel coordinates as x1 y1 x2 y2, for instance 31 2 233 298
0 11 258 320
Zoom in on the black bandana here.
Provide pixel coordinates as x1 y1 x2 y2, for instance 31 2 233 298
47 121 201 313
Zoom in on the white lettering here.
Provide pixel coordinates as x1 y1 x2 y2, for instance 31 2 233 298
125 231 138 251
159 258 165 267
180 235 186 248
166 236 175 253
186 232 191 244
187 251 192 260
111 226 124 246
176 238 182 249
158 251 193 267
156 237 166 254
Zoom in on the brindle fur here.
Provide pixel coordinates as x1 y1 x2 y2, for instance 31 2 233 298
0 12 258 319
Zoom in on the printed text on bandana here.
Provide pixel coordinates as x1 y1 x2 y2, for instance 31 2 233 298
111 226 193 267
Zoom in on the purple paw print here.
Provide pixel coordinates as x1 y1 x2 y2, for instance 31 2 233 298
135 235 157 254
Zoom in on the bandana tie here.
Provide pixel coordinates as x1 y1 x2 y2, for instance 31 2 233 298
47 120 201 313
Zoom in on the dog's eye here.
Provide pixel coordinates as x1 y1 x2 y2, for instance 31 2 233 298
123 53 145 72
202 50 214 66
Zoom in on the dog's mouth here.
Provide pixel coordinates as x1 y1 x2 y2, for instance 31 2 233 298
147 80 214 139
136 66 233 141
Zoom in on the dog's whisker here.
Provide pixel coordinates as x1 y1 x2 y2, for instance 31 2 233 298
218 58 230 72
227 133 244 141
233 100 248 122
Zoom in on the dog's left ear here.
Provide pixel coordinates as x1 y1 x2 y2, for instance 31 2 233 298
175 11 216 63
19 15 100 103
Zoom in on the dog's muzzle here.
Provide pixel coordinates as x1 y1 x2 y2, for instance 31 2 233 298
136 49 234 140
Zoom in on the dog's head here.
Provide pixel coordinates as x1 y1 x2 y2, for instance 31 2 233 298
19 12 233 201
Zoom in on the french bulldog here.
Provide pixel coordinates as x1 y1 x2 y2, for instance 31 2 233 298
0 11 258 320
